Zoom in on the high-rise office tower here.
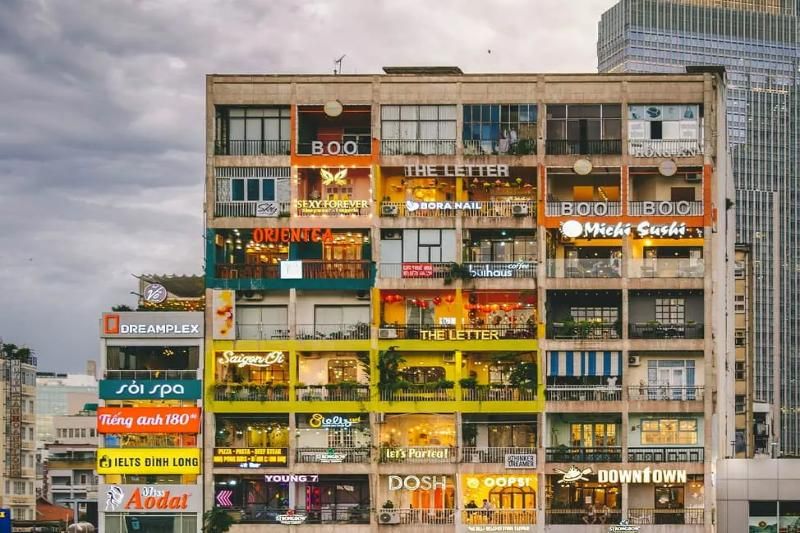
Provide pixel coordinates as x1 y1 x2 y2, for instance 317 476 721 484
598 0 800 457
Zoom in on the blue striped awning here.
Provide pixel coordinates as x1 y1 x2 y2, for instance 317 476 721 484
547 351 622 377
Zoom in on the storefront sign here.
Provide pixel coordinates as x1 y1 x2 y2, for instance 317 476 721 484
97 407 201 434
251 227 333 244
464 475 535 489
402 263 434 278
504 453 537 469
0 509 9 533
388 475 447 491
277 511 308 525
556 466 592 484
256 201 280 217
405 200 482 212
211 289 235 340
469 261 533 278
598 467 687 484
314 450 348 463
99 379 201 400
309 413 361 429
559 202 618 216
142 283 167 304
296 199 369 214
217 350 285 368
560 219 688 239
463 527 532 533
97 448 201 475
384 447 451 460
312 140 362 155
629 142 699 158
609 520 640 533
264 474 319 483
101 312 203 338
404 165 509 177
636 200 696 216
420 329 500 340
213 447 288 468
101 484 202 513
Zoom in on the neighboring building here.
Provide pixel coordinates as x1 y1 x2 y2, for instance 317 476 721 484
97 311 204 533
135 274 205 313
597 0 800 458
203 69 730 531
36 370 98 445
0 344 38 521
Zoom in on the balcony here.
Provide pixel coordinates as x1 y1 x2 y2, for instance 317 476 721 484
460 384 536 402
463 261 537 279
214 200 291 218
627 446 705 462
627 508 704 525
546 259 621 278
546 201 622 217
462 509 537 526
378 262 453 279
628 258 705 278
295 384 370 402
545 446 622 462
627 139 703 158
213 383 289 402
102 434 196 448
235 323 290 340
545 139 621 155
379 386 455 402
463 138 536 156
461 447 537 464
629 201 703 216
379 446 456 464
546 509 622 525
628 322 704 339
236 505 370 525
104 369 199 380
213 260 374 290
214 139 290 156
379 324 535 341
296 447 371 464
297 135 372 156
546 385 622 402
296 323 370 340
380 139 456 156
380 508 456 525
628 385 704 401
547 322 621 340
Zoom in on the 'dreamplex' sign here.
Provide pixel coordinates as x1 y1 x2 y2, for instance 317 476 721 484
101 484 202 513
101 312 203 338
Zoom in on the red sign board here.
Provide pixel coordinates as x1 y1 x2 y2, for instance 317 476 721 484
97 407 201 434
402 263 434 278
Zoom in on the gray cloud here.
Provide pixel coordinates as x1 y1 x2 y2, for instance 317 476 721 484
0 0 615 372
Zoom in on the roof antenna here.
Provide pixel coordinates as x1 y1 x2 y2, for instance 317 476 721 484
334 54 346 75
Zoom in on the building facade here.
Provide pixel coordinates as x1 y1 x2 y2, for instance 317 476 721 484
36 371 98 446
597 0 800 457
203 70 730 532
97 311 204 533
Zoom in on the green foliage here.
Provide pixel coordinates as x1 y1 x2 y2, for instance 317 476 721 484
112 304 133 311
443 263 473 285
508 362 537 389
0 343 34 364
203 507 235 533
459 377 478 389
378 348 406 390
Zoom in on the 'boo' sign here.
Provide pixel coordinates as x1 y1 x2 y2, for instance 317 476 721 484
311 140 361 155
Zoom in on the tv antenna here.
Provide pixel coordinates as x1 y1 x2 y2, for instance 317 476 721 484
334 54 346 75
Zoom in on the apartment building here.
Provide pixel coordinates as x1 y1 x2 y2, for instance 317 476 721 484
203 69 731 532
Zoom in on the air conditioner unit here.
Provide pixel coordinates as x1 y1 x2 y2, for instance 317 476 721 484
382 230 402 240
628 355 641 367
382 204 399 217
512 203 529 216
443 353 455 363
379 328 398 339
241 291 264 301
378 511 401 525
355 290 371 301
685 173 702 183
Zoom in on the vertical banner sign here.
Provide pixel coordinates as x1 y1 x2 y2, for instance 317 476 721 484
212 290 235 340
0 509 10 533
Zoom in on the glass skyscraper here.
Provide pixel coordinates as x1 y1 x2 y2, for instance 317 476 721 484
598 0 800 455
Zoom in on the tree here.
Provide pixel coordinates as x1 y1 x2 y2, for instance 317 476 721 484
111 304 133 311
0 343 34 364
203 507 234 533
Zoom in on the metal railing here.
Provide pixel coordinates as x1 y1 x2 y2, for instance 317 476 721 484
546 385 622 401
628 322 704 339
628 446 705 462
463 261 537 279
628 385 704 401
215 261 372 280
381 200 536 218
461 385 537 401
629 201 703 216
545 446 622 462
237 506 368 524
295 447 370 464
380 508 456 525
214 139 291 156
379 446 456 464
627 139 703 158
235 324 290 340
546 509 622 525
545 201 622 216
547 322 621 340
379 324 535 340
213 384 290 402
295 323 370 340
103 369 199 380
461 447 537 464
546 258 622 278
627 508 704 525
628 258 705 278
295 384 370 401
462 509 537 525
378 262 453 279
545 138 622 155
214 201 291 218
379 387 455 402
463 138 536 155
380 139 456 155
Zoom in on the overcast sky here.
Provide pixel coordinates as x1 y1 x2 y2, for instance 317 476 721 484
0 0 615 373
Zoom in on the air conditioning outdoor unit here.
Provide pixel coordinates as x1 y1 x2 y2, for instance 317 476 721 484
628 355 641 366
355 290 371 300
378 511 401 525
685 173 701 183
241 291 264 301
512 203 529 216
379 328 398 339
443 353 455 363
382 204 399 216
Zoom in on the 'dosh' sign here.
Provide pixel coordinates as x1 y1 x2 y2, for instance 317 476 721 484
101 484 202 514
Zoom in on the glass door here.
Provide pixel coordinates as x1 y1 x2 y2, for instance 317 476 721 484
657 366 686 400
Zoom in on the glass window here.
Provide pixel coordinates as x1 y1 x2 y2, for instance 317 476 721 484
380 105 456 140
328 359 358 383
400 366 445 384
641 418 698 445
655 298 685 323
570 423 618 446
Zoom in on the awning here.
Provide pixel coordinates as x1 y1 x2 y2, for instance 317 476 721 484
547 351 622 377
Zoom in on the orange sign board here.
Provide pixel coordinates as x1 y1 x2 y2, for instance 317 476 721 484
97 407 201 434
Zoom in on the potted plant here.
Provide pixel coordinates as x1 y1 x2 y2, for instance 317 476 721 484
203 507 235 533
459 376 478 389
272 383 289 400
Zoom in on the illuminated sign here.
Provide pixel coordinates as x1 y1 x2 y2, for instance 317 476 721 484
635 200 697 216
560 220 688 239
217 350 285 368
97 448 200 475
464 475 535 489
312 141 362 155
277 511 308 525
213 447 288 468
469 261 533 278
264 474 319 483
99 379 201 400
211 290 235 340
296 199 369 215
383 448 451 461
314 450 348 463
97 407 201 434
629 142 699 158
609 520 640 533
405 200 482 212
404 165 509 177
143 283 167 304
309 413 362 429
251 227 333 244
556 466 592 484
402 263 434 278
321 168 347 185
101 484 202 513
557 202 618 216
388 475 448 491
504 453 537 469
420 329 500 341
101 312 203 338
556 466 688 484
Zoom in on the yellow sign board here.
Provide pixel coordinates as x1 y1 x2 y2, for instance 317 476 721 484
97 448 201 475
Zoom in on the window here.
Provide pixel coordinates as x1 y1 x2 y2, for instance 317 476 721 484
328 428 355 448
489 364 513 384
735 361 746 380
381 105 456 140
314 306 369 328
400 366 445 384
216 106 290 143
628 104 701 141
655 298 685 323
328 359 358 383
570 422 618 446
235 305 288 340
487 424 536 448
463 104 537 154
734 260 745 279
640 418 697 445
546 104 621 141
735 294 746 313
735 329 746 347
231 177 276 202
570 306 619 323
735 395 746 414
406 300 434 327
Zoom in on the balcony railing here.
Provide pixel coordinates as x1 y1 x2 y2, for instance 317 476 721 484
461 385 537 401
381 200 536 218
463 138 536 155
545 139 622 155
380 139 456 155
545 385 622 401
462 509 537 525
461 447 537 464
295 384 370 401
379 386 455 402
236 323 290 340
628 446 705 463
545 446 622 462
547 321 621 340
546 258 621 278
213 383 289 402
380 508 456 525
628 258 705 278
378 262 453 279
463 261 537 279
546 509 622 525
629 201 703 216
214 139 291 156
380 446 456 464
104 369 199 380
214 201 291 218
295 447 371 464
296 323 370 340
627 508 704 525
545 201 622 216
628 322 704 339
628 139 703 158
215 261 372 280
380 324 535 340
628 385 704 401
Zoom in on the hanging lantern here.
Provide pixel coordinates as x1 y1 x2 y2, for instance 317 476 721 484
469 293 478 304
515 177 523 185
445 294 455 304
432 296 442 306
